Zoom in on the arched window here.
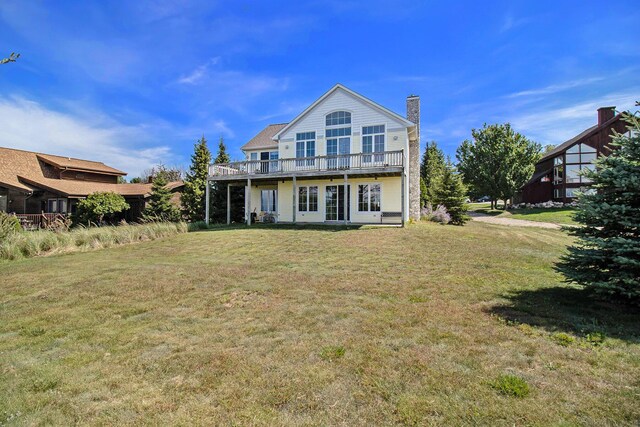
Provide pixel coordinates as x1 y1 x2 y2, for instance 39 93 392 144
326 111 351 126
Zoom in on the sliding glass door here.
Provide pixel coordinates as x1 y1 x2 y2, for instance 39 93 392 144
325 185 350 221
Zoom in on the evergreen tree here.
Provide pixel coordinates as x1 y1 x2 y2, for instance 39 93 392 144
433 160 469 225
557 104 640 304
210 136 239 223
420 141 446 207
181 136 212 222
143 175 181 222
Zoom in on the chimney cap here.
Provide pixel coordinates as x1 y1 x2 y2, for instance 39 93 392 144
597 106 616 111
407 94 419 99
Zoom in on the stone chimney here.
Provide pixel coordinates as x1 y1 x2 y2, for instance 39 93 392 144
406 95 421 222
598 106 615 126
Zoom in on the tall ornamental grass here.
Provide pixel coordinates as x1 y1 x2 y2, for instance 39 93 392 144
0 222 188 261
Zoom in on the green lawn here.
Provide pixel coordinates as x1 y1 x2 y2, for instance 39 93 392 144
469 202 577 225
1 223 638 425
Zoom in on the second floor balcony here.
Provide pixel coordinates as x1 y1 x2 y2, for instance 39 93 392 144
209 150 404 180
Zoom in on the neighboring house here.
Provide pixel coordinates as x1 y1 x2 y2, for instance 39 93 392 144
0 147 183 221
520 106 628 203
206 83 421 225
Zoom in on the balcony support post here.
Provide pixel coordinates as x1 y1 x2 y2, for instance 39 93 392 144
343 173 348 225
401 169 405 227
205 179 210 225
292 175 297 224
246 178 251 226
226 183 231 225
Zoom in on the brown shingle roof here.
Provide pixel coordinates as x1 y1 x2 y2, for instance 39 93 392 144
0 146 182 197
241 123 287 151
36 153 126 175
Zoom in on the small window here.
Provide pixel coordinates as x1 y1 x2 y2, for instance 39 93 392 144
326 111 351 126
250 152 258 161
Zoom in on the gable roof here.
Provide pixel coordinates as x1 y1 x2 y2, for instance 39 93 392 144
36 153 126 176
0 146 180 197
538 112 624 163
241 123 287 151
272 83 415 140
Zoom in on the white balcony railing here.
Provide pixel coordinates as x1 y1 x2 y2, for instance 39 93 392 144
209 150 404 178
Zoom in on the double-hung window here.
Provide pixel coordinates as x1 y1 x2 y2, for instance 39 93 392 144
296 132 316 167
357 184 381 212
298 186 318 212
362 125 385 163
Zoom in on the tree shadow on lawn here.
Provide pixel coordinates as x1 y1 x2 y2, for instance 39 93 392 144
486 286 640 343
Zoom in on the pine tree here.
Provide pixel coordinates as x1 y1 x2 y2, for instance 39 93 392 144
433 160 469 225
557 104 640 304
143 175 181 221
181 136 212 222
210 136 236 223
420 141 446 207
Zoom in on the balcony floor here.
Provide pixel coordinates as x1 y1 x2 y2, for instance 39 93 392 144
208 166 403 183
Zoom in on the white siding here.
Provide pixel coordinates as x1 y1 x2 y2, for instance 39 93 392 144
278 88 409 159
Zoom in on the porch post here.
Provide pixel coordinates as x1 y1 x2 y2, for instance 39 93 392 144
343 173 348 225
292 175 297 224
226 183 231 225
205 180 210 225
246 178 251 226
400 171 405 227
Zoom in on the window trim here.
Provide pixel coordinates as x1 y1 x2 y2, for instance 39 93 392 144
325 110 352 127
362 124 386 162
297 185 319 212
357 183 382 212
296 132 316 166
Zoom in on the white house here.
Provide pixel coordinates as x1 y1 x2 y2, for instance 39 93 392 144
206 84 421 225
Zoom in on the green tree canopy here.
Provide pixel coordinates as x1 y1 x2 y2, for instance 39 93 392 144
420 141 446 207
181 136 212 222
457 123 540 209
143 175 181 222
557 104 640 304
74 192 129 225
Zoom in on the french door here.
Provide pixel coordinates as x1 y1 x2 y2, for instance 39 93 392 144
325 185 350 221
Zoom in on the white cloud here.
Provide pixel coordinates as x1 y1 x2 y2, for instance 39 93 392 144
177 57 221 85
0 96 177 177
505 77 605 98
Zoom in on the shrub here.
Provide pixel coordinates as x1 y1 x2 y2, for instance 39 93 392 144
74 192 130 226
586 331 606 347
420 203 451 224
0 212 22 239
490 374 530 398
552 332 575 347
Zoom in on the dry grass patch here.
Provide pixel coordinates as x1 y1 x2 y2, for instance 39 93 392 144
0 222 639 425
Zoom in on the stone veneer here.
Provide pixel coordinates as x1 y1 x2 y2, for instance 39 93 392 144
406 95 421 221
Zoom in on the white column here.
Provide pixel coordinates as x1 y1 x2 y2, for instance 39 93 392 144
400 171 405 227
246 178 251 226
205 180 210 225
343 173 348 225
292 176 297 224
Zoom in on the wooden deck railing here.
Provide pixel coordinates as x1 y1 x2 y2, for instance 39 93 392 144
209 150 404 177
14 213 68 230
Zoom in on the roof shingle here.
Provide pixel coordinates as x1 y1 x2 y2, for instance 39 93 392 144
241 123 288 151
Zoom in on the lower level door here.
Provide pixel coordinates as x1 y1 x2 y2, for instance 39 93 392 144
325 185 350 221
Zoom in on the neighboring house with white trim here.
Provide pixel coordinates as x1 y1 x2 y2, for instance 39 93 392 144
206 84 421 225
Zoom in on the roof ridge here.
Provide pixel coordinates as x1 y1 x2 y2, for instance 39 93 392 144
0 146 108 166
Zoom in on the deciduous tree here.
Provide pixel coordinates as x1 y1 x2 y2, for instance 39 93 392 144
74 192 129 225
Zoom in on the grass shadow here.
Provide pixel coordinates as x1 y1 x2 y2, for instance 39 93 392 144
189 223 367 233
485 286 640 343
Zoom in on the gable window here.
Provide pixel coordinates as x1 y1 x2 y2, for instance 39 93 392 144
565 143 596 184
298 186 318 212
362 125 385 163
358 184 381 212
261 190 277 213
326 111 351 126
296 132 316 167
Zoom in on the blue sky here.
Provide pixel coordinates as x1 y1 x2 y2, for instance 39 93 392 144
1 0 638 178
